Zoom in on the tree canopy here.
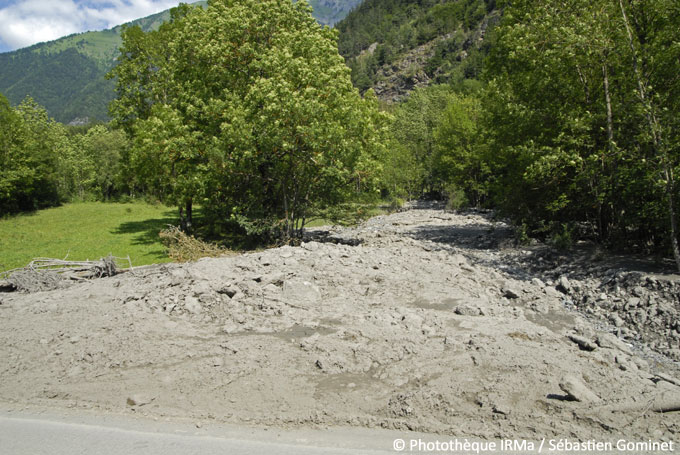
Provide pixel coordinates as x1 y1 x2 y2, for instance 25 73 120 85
109 0 387 239
482 0 680 266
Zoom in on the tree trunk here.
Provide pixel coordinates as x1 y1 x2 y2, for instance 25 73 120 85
185 198 193 234
178 205 185 232
619 0 680 272
602 62 614 155
599 60 615 241
283 187 291 241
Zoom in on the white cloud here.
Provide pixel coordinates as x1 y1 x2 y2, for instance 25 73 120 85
0 0 182 52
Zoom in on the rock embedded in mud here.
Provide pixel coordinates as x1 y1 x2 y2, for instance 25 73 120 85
567 334 597 351
184 296 202 314
503 287 520 299
557 276 572 294
609 314 625 327
595 333 632 355
559 375 601 403
126 394 153 407
454 305 482 316
531 278 546 288
283 279 321 303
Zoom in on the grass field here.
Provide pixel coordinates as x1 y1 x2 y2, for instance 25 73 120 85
0 202 178 272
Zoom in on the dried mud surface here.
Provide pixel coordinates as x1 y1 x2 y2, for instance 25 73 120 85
1 203 679 442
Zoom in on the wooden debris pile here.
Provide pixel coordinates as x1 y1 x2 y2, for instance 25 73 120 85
0 255 129 293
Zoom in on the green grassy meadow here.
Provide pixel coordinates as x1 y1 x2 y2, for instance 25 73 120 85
0 202 177 272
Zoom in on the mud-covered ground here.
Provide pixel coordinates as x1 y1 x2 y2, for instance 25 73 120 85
1 203 679 443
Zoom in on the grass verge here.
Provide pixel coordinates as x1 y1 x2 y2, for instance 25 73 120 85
0 202 177 272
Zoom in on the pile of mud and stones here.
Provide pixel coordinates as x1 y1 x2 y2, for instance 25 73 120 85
0 202 678 443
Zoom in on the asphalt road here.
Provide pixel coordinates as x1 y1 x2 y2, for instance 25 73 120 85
0 413 397 455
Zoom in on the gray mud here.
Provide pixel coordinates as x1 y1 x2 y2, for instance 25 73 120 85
1 204 678 442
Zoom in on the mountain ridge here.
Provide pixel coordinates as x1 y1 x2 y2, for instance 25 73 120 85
0 0 360 124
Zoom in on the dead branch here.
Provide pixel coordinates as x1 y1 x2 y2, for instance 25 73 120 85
594 392 680 414
0 255 126 293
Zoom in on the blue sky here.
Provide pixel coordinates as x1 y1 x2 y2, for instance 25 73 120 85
0 0 184 53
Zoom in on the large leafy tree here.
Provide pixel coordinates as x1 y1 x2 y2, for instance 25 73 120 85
109 0 386 239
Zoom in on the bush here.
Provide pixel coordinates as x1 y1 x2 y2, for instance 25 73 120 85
444 184 468 211
514 223 531 246
388 197 406 213
550 223 574 250
159 226 234 262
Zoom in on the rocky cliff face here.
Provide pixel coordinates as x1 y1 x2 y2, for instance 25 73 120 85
371 14 496 103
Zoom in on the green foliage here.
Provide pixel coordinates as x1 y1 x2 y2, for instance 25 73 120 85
434 91 488 206
384 83 488 206
0 90 132 214
386 85 454 197
0 1 356 125
483 0 680 257
514 223 531 246
109 0 388 241
550 223 574 251
336 0 497 91
0 95 64 214
61 125 129 200
443 183 468 211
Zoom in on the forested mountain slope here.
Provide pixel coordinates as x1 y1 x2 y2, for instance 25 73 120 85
0 5 183 124
336 0 498 101
0 0 360 124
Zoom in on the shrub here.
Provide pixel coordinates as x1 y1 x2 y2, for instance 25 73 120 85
159 226 234 262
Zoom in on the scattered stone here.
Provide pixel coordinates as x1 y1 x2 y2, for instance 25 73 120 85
301 242 320 252
544 287 561 298
454 305 482 316
559 375 601 403
184 296 202 314
595 333 633 355
557 276 572 294
655 373 680 387
531 278 545 288
503 288 520 299
615 356 636 371
567 334 597 351
492 403 511 415
1 204 678 441
126 394 153 406
609 314 625 328
632 286 645 297
283 280 320 303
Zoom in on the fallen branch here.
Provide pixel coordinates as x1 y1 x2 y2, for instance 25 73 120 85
0 255 127 293
594 392 680 414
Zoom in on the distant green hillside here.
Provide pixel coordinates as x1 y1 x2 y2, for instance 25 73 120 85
308 0 361 25
0 0 360 124
0 4 184 124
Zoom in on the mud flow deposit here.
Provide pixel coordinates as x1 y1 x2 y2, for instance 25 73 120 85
1 204 679 443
